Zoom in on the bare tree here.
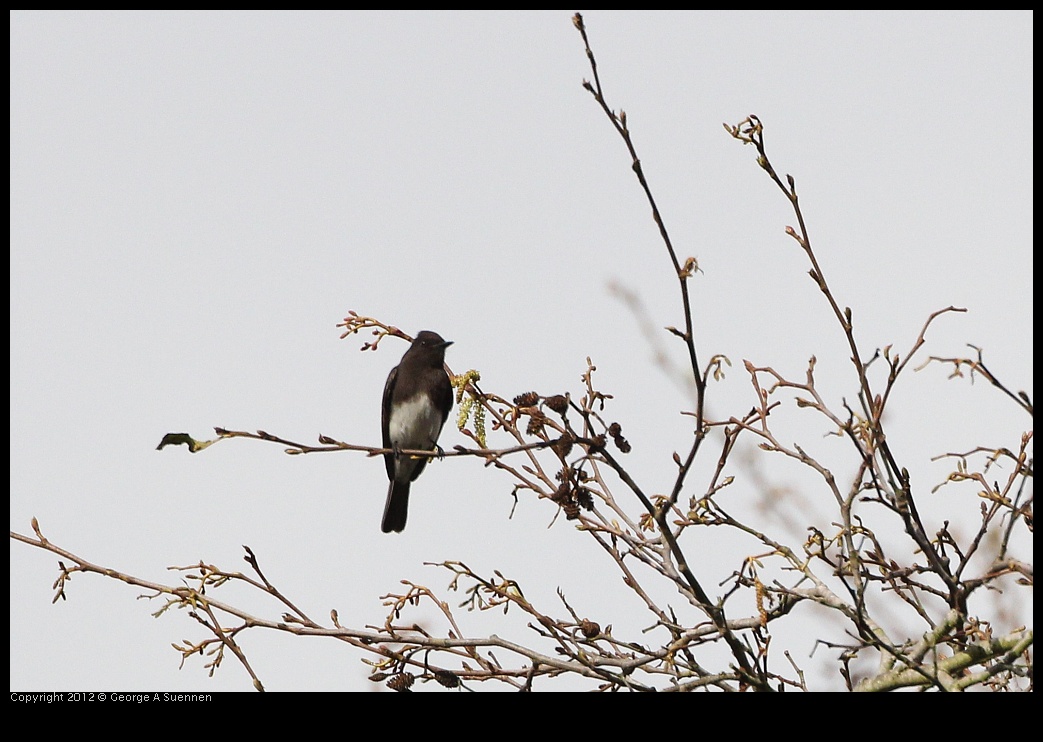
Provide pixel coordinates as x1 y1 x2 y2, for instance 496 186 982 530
11 13 1032 692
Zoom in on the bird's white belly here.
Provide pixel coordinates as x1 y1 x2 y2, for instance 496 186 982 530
389 394 443 449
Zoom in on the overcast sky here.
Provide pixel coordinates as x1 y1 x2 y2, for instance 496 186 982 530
11 10 1032 692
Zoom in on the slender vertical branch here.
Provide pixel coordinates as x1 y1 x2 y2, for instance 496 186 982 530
572 13 766 689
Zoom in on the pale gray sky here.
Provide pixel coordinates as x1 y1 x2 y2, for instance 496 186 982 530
11 10 1032 691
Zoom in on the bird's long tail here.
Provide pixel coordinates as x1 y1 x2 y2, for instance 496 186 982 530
381 480 410 533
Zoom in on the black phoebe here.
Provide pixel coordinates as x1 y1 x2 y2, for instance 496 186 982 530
381 330 454 533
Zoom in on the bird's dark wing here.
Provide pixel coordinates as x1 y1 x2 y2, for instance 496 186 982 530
381 364 398 480
436 370 454 426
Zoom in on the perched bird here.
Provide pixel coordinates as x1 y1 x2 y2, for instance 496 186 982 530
380 330 454 533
